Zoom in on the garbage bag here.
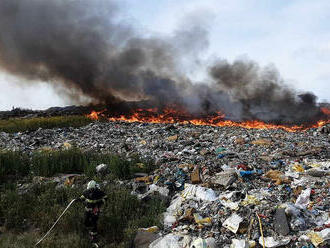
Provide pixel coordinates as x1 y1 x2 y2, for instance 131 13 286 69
190 238 207 248
259 236 291 248
295 188 311 209
230 239 249 248
195 187 217 202
182 184 217 202
163 196 183 227
190 237 216 248
150 234 190 248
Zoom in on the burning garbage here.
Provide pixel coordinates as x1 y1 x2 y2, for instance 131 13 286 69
0 0 329 247
1 114 329 247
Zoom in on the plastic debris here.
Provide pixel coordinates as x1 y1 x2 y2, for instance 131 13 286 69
265 170 291 185
305 168 330 177
239 170 263 178
220 199 240 210
230 239 249 248
135 175 152 183
189 237 216 248
295 188 311 209
215 147 226 154
62 142 72 149
258 236 291 248
307 228 330 247
95 163 108 174
138 226 160 233
217 154 226 159
213 170 237 187
307 232 323 247
149 233 190 248
194 213 212 225
223 214 243 233
241 195 260 206
2 113 330 247
182 184 217 202
190 238 207 248
136 184 170 200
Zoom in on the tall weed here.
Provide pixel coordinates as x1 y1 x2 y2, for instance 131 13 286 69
0 116 92 133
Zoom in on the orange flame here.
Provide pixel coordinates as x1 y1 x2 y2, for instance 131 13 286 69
86 110 105 120
87 108 329 132
321 107 330 116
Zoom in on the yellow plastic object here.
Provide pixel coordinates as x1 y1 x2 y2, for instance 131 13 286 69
310 163 321 168
241 195 260 206
256 213 265 248
194 213 212 224
63 142 72 150
153 175 160 184
249 241 256 247
138 226 159 233
292 163 305 172
307 232 324 247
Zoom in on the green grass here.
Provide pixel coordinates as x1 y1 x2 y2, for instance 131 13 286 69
0 148 157 179
31 148 89 177
0 116 164 247
0 115 92 133
0 232 91 248
0 151 30 178
0 182 165 247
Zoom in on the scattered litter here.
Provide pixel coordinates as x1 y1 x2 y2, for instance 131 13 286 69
258 236 291 248
2 118 329 247
295 188 311 209
223 214 243 234
230 239 250 248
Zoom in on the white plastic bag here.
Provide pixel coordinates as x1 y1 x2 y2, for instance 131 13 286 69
164 196 183 227
230 239 249 248
150 234 190 248
182 184 217 202
195 187 217 202
295 188 311 209
259 237 290 248
222 214 243 233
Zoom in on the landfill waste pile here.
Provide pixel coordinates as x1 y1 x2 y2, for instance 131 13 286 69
0 105 97 119
1 120 329 247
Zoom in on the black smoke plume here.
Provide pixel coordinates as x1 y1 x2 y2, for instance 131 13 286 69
0 0 326 123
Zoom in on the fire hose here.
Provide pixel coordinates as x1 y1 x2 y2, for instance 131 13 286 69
35 199 76 246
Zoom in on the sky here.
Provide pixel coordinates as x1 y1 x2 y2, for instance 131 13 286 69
0 0 329 110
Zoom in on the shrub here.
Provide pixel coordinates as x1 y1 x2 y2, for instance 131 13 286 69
0 182 165 247
0 151 30 178
0 116 92 133
31 148 88 177
0 232 91 248
30 148 156 179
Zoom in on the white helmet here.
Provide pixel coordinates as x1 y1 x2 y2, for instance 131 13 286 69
87 180 99 190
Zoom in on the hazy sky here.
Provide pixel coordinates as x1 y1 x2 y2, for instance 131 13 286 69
0 0 329 110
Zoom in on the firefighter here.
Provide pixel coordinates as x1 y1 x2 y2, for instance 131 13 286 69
77 180 107 247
